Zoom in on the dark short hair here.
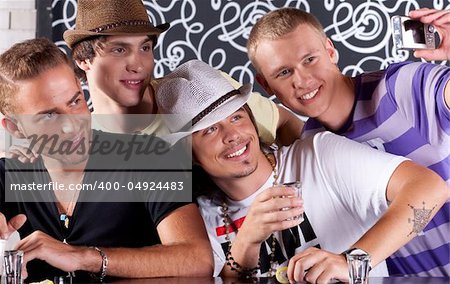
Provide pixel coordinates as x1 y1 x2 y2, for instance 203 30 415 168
71 34 157 82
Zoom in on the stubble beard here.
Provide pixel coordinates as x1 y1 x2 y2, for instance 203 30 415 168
231 160 258 178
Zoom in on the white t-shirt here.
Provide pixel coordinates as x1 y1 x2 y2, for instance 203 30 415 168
198 131 408 277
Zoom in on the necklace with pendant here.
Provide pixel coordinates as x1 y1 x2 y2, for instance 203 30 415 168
59 190 79 230
57 173 84 231
221 151 280 277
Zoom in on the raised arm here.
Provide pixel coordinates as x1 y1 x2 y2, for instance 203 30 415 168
409 8 450 61
408 8 450 131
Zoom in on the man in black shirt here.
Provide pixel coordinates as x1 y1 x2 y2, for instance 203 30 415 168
0 38 212 281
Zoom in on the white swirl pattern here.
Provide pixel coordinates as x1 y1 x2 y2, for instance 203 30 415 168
51 0 449 96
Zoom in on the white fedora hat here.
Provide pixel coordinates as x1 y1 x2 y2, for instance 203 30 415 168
156 60 252 145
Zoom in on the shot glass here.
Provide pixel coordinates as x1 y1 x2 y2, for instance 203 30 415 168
282 181 304 222
346 252 371 284
3 250 23 284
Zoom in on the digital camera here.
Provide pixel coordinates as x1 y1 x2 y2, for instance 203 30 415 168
391 15 437 50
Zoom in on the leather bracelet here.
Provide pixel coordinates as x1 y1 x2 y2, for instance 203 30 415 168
91 246 108 282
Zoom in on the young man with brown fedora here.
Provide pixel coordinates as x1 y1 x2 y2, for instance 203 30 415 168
0 38 212 281
246 7 450 276
62 0 302 144
155 59 449 282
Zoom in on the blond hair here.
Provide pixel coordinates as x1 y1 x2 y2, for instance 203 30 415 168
247 8 326 72
0 38 73 115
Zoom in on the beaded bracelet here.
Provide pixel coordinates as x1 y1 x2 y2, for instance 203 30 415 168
90 246 108 282
225 249 260 279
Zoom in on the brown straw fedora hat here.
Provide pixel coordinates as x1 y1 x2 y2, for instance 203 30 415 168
63 0 169 48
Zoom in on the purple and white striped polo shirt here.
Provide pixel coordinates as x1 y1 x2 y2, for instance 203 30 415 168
302 61 450 276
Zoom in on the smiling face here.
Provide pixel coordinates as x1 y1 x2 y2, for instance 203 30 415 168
255 24 349 122
11 64 91 165
80 35 154 109
192 108 263 181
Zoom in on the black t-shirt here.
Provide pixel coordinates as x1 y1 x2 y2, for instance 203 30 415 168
0 131 191 281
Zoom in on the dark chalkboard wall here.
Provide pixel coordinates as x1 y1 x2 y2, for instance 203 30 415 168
47 0 448 97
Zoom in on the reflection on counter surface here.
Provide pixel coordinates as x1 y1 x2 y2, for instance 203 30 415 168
107 277 450 284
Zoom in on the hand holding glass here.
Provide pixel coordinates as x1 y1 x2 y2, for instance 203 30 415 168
281 181 304 222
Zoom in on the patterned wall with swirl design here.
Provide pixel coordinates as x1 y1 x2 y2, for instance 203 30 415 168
51 0 448 96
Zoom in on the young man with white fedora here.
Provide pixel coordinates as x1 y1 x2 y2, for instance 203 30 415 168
156 59 449 282
62 0 302 144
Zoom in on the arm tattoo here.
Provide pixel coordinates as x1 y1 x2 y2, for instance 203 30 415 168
407 202 437 237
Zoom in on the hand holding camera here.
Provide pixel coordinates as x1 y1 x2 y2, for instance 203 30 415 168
396 8 450 61
391 15 437 50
